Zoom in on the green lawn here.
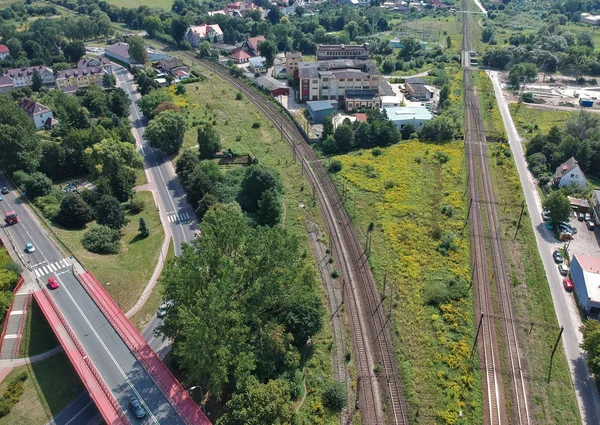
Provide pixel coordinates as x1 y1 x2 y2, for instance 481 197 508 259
475 71 581 425
50 191 164 313
105 0 172 10
0 353 81 425
18 299 60 358
509 103 573 135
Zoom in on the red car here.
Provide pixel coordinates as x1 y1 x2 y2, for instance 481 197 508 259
563 278 574 292
48 277 59 290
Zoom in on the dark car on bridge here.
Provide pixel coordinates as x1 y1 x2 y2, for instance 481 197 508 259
129 396 146 419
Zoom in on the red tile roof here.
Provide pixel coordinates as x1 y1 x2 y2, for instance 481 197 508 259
247 36 266 52
229 49 252 60
0 45 8 54
355 113 368 123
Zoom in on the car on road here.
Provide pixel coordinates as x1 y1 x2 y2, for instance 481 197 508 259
48 277 59 289
128 396 146 419
578 212 585 221
24 242 35 253
0 187 8 195
553 250 564 263
558 263 569 276
563 278 574 291
157 300 174 318
587 220 596 230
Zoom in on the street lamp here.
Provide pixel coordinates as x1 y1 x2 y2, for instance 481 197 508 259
189 385 207 415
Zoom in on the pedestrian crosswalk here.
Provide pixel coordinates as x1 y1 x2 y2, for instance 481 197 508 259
167 212 190 224
33 258 73 278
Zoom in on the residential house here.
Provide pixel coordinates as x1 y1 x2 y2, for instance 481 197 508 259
229 48 252 64
0 45 9 60
104 43 169 64
286 52 302 74
249 56 267 74
384 106 433 130
185 24 224 47
345 89 381 111
0 76 13 93
245 36 266 57
581 13 600 25
405 78 433 100
18 97 55 130
77 57 112 74
306 100 337 123
157 57 190 77
4 65 54 88
298 59 382 105
591 188 600 224
55 67 106 91
570 255 600 316
316 44 369 61
554 157 587 188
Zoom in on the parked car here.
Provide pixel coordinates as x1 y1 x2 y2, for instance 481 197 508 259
157 300 175 318
553 250 564 264
0 195 3 201
563 278 574 291
542 209 551 221
578 212 585 221
24 242 35 253
0 187 8 195
558 264 569 276
558 224 574 236
585 213 592 221
558 222 577 234
128 397 146 419
546 221 553 230
48 277 59 289
587 220 596 230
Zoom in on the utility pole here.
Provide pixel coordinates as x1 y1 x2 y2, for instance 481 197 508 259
471 313 484 356
513 201 525 241
548 326 564 383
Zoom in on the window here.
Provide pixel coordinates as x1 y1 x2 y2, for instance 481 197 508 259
571 174 575 178
312 79 318 83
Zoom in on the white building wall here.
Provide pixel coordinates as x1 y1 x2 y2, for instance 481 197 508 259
558 165 587 188
33 111 53 130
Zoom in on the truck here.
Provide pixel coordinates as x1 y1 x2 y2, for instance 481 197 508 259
4 211 18 225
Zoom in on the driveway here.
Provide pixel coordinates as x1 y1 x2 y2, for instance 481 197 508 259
488 70 600 424
567 216 600 259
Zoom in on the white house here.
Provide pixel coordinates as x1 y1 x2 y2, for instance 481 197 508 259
554 157 587 188
185 24 223 47
4 65 54 88
18 97 56 130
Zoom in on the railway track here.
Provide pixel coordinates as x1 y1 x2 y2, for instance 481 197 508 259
185 57 409 425
462 3 532 424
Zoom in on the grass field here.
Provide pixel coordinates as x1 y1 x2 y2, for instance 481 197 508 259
398 14 464 56
18 299 59 358
475 71 581 424
332 138 481 424
50 191 164 313
509 103 574 135
0 353 81 425
105 0 172 10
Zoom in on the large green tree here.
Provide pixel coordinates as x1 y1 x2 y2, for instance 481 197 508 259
197 123 221 159
542 190 571 224
139 89 174 118
145 110 187 154
55 193 93 229
95 194 127 230
128 36 147 64
581 320 600 377
0 97 42 173
238 165 283 213
258 39 277 68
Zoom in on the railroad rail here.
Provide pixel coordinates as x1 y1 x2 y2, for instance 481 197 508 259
183 55 409 425
462 2 533 424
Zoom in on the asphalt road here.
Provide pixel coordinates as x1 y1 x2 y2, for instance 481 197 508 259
488 70 600 424
0 178 187 425
113 65 197 256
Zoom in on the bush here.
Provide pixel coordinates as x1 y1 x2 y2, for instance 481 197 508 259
371 147 383 156
437 233 457 256
384 179 396 189
328 159 343 173
252 121 261 129
235 92 244 100
434 151 449 164
35 193 61 220
127 196 145 214
81 226 121 254
322 381 347 411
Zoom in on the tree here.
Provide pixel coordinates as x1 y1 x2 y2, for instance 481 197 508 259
481 26 495 43
175 83 186 95
334 124 355 153
344 21 360 41
238 165 283 213
139 89 174 118
399 36 420 59
5 38 22 58
184 166 214 209
257 189 282 226
95 195 126 229
581 320 600 377
439 85 450 104
446 36 451 49
197 123 221 159
196 193 218 220
63 41 86 62
143 15 161 37
218 379 295 425
322 381 347 411
128 36 147 64
401 123 416 140
109 88 131 117
81 225 121 254
176 149 199 187
55 193 93 228
258 40 277 68
20 171 52 198
267 5 282 24
138 217 149 238
322 116 333 140
577 31 595 49
419 116 456 142
328 159 342 173
198 41 212 59
542 191 571 224
509 63 538 89
31 69 43 92
103 73 116 88
145 110 187 154
0 97 41 173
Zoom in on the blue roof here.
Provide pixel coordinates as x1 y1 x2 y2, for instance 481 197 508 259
249 56 266 67
307 100 335 112
383 106 433 121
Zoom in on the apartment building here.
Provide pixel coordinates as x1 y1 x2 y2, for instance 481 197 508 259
4 65 54 88
55 67 106 91
286 52 302 74
316 44 369 61
298 59 381 110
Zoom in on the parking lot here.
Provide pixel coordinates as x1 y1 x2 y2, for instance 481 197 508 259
566 214 600 258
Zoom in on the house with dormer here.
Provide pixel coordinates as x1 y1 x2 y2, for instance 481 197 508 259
186 24 224 47
554 157 587 188
4 65 54 88
18 97 56 130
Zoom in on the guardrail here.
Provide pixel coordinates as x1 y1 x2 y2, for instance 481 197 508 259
76 271 210 425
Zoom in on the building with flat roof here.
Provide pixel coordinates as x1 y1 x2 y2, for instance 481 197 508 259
384 106 433 130
581 13 600 25
405 77 433 100
104 43 168 64
571 255 600 315
345 89 380 111
306 100 337 123
316 44 369 61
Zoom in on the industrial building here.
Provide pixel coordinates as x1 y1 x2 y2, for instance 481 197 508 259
383 106 434 130
316 44 369 61
306 100 338 124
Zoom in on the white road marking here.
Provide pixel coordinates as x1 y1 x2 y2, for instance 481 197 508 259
3 334 17 339
9 310 23 315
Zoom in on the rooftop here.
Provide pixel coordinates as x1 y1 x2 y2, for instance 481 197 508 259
77 57 110 68
247 36 266 51
345 89 379 100
0 44 9 54
575 255 600 302
230 49 252 61
307 100 336 112
249 56 266 66
56 67 106 79
255 75 288 91
18 97 51 117
188 24 223 37
383 106 434 121
554 156 581 179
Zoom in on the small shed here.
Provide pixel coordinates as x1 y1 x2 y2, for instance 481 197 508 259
580 98 594 107
306 100 337 124
568 196 590 213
